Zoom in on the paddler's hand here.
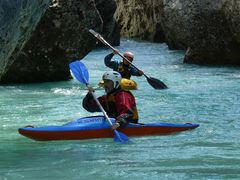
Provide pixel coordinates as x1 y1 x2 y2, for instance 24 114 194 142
138 69 144 76
87 86 95 94
111 122 120 130
112 48 119 55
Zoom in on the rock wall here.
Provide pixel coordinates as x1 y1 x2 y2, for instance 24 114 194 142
180 0 240 65
95 0 120 45
0 0 101 84
115 0 165 42
0 0 119 84
2 0 239 84
0 0 50 83
115 0 240 65
224 0 240 42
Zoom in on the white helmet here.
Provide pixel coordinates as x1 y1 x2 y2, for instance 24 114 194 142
102 71 122 88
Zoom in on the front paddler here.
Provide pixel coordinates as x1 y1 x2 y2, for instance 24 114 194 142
82 71 139 129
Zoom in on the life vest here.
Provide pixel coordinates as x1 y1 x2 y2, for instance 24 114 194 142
117 62 132 79
104 89 138 123
98 78 138 91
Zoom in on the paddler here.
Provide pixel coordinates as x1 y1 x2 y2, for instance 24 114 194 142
82 71 139 130
104 49 144 79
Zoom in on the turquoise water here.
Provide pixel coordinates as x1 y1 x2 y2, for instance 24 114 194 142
1 39 240 179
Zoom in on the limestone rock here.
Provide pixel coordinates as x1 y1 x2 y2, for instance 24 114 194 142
115 0 165 42
115 0 240 65
0 0 120 84
0 0 50 83
0 0 102 84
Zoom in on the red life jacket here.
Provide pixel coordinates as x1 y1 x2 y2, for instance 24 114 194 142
99 89 139 123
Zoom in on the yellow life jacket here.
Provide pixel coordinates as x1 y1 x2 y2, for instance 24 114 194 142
98 78 137 91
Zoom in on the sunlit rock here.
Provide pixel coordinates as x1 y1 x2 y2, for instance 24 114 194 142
116 0 240 65
115 0 165 42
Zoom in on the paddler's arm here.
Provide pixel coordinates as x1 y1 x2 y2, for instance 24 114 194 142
130 66 144 76
104 49 119 70
82 87 104 112
115 114 132 128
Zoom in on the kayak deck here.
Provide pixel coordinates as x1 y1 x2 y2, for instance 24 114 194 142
18 116 199 141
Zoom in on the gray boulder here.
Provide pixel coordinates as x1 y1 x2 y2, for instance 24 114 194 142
0 0 102 84
0 0 120 84
115 0 240 65
0 0 50 83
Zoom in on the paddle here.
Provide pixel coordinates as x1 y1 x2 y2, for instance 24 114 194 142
88 29 168 90
69 61 129 143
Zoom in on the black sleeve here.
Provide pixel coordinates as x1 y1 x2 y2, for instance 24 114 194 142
82 93 100 112
130 66 142 76
104 53 116 68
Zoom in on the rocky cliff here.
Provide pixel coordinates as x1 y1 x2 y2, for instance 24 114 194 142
0 0 119 84
0 0 50 83
115 0 240 65
1 0 239 84
115 0 165 42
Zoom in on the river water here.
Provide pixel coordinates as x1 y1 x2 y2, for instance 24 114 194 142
1 39 240 180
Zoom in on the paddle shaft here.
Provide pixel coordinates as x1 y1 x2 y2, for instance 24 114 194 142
92 32 149 78
86 86 130 142
88 29 167 89
86 85 113 126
